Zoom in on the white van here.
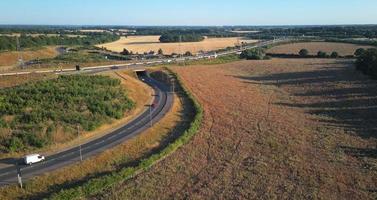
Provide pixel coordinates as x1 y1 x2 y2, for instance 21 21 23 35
24 154 45 165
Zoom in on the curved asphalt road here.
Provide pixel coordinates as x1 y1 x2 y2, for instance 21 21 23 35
0 74 173 186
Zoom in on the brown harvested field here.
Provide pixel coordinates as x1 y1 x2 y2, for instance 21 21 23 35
0 73 56 89
101 59 377 199
0 46 59 69
96 36 257 55
267 42 375 56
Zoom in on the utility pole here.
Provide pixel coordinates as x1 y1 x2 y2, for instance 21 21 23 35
171 77 175 94
16 36 24 69
77 125 83 161
149 105 153 127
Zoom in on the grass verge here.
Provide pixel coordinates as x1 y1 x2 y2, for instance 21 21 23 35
47 68 203 200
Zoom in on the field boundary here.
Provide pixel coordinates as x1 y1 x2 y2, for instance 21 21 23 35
49 69 203 200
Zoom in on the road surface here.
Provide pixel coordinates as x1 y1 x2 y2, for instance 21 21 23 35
0 38 286 186
0 73 174 186
0 39 288 76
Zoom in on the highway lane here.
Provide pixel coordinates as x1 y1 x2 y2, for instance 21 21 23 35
0 38 287 186
0 39 288 77
0 74 174 186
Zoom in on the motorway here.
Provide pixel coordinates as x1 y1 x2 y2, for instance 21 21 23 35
0 39 286 76
0 73 174 186
0 39 283 186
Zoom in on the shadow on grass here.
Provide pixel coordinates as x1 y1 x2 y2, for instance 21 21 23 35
233 59 377 157
23 83 195 200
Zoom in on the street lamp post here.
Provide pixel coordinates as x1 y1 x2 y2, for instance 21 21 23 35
77 125 83 162
149 105 153 127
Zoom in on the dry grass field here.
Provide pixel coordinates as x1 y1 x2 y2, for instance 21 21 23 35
101 59 377 199
0 46 59 69
267 42 374 56
0 73 56 89
96 36 257 55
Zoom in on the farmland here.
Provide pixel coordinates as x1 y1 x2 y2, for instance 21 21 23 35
267 42 374 56
96 36 257 55
0 46 59 69
99 59 377 199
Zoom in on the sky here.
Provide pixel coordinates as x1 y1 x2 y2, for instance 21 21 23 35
0 0 376 26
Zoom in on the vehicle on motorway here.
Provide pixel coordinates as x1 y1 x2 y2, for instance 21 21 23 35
111 65 119 69
24 154 45 165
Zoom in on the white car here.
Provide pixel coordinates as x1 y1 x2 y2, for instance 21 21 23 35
24 154 45 165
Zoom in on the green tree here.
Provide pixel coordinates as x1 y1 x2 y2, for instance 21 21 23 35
299 49 309 57
158 48 164 55
354 48 366 57
317 51 328 58
330 51 339 58
356 48 377 78
240 48 265 60
121 48 130 55
184 51 193 56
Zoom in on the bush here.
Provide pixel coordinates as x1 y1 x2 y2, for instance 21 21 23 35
355 48 377 78
184 51 193 56
240 48 265 60
299 49 309 57
330 51 339 58
354 48 366 57
317 51 328 58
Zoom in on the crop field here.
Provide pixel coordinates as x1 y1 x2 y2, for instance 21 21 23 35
0 46 59 68
96 36 257 54
267 42 374 56
101 59 377 199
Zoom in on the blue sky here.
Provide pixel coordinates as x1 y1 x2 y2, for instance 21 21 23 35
0 0 376 26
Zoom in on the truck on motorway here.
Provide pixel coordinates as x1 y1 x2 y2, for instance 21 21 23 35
24 154 45 165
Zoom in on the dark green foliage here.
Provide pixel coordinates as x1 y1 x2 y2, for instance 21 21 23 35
158 48 163 55
0 33 120 51
355 48 377 79
39 52 109 64
240 48 265 60
0 75 134 152
330 51 339 58
184 51 193 56
354 48 366 57
317 51 328 58
299 49 309 57
159 34 204 43
121 48 131 55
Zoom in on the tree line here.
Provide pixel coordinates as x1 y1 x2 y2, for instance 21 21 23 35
159 33 205 43
355 48 377 79
0 33 120 51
